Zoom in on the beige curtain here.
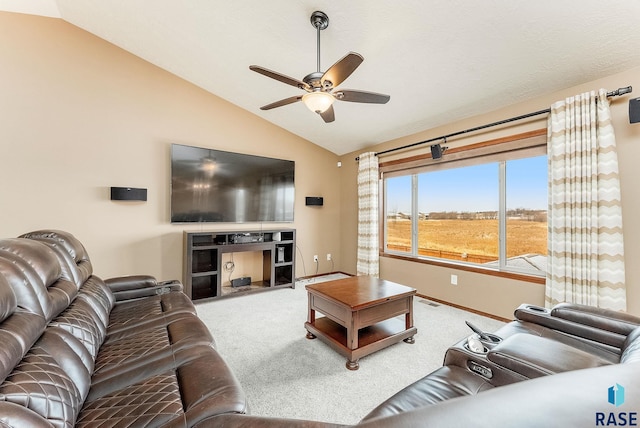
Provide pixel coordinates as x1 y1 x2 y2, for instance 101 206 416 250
357 152 379 277
546 89 626 311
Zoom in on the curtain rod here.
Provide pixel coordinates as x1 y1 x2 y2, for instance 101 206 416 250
355 85 632 161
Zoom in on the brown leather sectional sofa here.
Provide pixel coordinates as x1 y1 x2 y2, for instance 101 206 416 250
0 230 639 427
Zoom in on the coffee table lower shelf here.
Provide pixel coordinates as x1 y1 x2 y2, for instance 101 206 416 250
305 316 417 369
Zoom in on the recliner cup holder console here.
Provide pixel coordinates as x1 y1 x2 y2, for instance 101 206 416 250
464 321 502 351
464 343 488 354
464 333 503 354
479 333 502 347
464 336 488 354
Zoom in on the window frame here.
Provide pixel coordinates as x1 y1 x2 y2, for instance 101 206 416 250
379 129 547 283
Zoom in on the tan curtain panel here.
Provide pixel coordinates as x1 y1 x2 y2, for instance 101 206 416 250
357 152 379 277
546 89 626 311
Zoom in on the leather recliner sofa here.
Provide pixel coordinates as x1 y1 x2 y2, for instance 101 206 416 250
360 303 640 423
0 230 247 427
0 229 639 427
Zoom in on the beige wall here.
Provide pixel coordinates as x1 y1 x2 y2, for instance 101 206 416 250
0 12 342 282
341 66 640 319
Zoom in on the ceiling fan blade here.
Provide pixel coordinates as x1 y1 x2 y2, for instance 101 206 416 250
336 89 390 104
250 65 310 91
319 105 335 123
321 52 364 88
260 95 303 110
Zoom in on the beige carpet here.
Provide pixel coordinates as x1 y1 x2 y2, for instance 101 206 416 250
195 274 505 425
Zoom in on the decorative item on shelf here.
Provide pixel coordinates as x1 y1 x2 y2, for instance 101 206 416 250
110 187 147 201
231 277 251 287
305 196 323 206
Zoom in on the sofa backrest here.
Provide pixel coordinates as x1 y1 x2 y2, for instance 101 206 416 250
0 273 43 383
0 238 100 426
0 238 76 322
20 230 93 289
0 235 110 427
20 230 115 327
620 326 640 364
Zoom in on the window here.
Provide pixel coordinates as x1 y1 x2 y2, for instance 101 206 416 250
385 175 413 254
504 156 548 273
416 163 500 264
383 136 547 277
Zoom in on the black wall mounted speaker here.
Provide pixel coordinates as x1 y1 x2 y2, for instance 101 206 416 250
630 97 640 124
305 196 323 206
430 144 443 159
110 187 147 201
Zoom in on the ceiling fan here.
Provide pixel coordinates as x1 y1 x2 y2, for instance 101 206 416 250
249 11 390 123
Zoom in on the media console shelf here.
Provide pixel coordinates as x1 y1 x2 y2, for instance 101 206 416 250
183 229 296 301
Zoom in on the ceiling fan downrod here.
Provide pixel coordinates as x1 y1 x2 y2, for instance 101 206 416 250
310 11 329 73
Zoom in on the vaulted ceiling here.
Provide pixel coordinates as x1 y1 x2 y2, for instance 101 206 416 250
4 1 640 155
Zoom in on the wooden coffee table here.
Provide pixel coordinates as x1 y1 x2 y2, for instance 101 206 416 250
304 276 417 370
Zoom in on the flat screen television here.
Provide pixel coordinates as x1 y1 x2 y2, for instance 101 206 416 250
170 144 295 223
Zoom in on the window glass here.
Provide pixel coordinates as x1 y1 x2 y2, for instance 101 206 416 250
385 175 412 253
417 163 499 263
383 152 547 277
505 155 548 274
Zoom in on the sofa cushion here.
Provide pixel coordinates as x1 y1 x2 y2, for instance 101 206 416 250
487 334 612 378
0 275 46 381
0 327 93 428
77 371 184 427
50 298 106 360
92 316 214 383
81 345 247 426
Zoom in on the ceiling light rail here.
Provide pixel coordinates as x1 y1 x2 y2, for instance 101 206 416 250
355 86 632 161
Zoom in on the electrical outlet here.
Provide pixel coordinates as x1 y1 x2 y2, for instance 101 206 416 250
313 255 318 263
451 274 458 286
327 253 332 261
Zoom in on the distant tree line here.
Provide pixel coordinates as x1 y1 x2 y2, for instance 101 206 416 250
424 209 547 222
388 209 547 222
506 208 547 222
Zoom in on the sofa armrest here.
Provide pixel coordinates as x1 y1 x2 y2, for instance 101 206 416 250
195 414 346 428
513 303 637 348
486 334 612 379
550 303 640 334
105 275 183 301
355 361 640 428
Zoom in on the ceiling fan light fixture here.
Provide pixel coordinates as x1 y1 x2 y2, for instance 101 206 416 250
250 10 389 122
302 91 334 113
